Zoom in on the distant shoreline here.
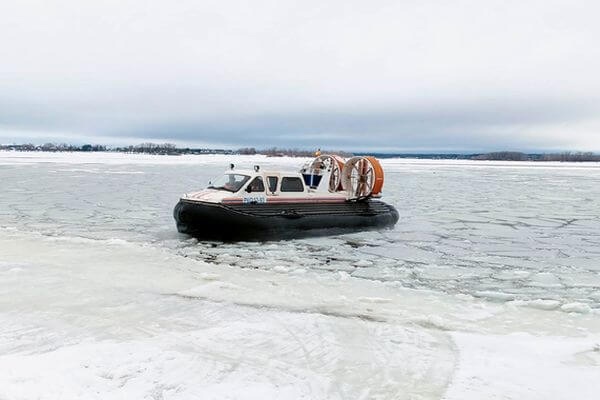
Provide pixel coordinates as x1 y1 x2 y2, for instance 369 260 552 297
1 144 599 162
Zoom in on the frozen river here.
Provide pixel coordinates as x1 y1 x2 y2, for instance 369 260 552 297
1 152 599 399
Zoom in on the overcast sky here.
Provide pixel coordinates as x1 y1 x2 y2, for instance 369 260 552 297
1 0 599 152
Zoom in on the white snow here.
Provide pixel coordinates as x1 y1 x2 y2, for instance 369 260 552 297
1 230 599 399
561 302 593 314
525 299 562 311
0 231 460 400
444 332 600 400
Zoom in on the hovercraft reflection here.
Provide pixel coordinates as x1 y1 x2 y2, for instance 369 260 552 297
173 155 399 241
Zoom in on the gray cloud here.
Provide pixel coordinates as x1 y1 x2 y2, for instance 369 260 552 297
1 0 600 151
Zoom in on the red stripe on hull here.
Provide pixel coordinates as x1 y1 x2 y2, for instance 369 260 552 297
221 198 347 205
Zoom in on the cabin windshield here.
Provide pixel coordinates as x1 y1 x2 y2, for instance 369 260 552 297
208 173 250 192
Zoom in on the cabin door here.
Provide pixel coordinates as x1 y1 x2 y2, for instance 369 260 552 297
266 175 279 196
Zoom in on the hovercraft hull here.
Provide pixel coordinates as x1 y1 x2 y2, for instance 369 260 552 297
173 199 399 241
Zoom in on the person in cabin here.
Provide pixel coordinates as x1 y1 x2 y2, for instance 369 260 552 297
223 174 237 191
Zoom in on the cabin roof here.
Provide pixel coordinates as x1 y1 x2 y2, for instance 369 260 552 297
226 169 301 177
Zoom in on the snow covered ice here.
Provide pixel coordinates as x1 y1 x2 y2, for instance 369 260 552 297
1 151 600 399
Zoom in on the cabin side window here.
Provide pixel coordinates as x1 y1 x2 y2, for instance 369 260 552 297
247 176 265 193
267 176 278 193
280 177 305 192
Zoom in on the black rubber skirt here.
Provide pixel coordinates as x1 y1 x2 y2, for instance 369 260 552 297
173 199 399 241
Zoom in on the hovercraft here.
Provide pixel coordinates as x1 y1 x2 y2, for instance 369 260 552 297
173 155 399 241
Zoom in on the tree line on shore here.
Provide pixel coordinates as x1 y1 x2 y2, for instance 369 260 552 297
238 147 353 158
1 143 598 161
0 143 346 157
0 142 232 155
472 151 600 162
